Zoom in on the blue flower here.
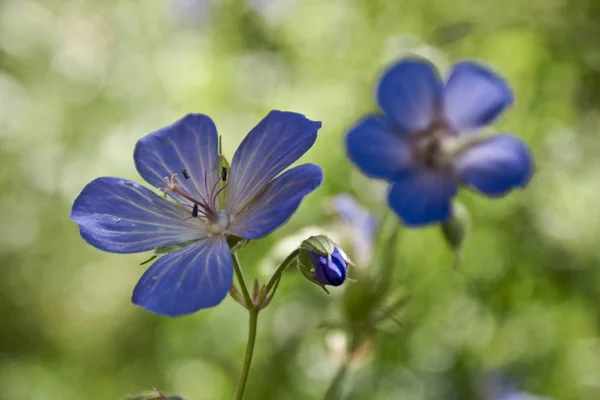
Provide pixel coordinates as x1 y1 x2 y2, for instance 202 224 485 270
346 57 534 226
485 375 551 400
308 247 348 287
70 111 323 316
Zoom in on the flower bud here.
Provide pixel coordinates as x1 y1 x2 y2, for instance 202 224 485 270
440 201 470 251
299 235 350 290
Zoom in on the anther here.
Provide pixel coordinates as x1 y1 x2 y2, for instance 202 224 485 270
192 204 199 217
221 167 228 182
182 169 190 179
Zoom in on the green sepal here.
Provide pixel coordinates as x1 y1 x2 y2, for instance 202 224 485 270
218 135 230 178
299 235 336 257
218 135 230 209
140 239 202 265
227 236 249 252
139 255 157 266
154 239 200 255
297 248 330 294
440 201 470 251
440 201 470 270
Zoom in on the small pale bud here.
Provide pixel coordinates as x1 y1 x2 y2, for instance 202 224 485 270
441 201 470 251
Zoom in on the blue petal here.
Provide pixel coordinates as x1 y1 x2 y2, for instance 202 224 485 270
226 111 321 216
387 170 457 226
311 247 347 287
346 115 414 180
444 61 514 132
228 164 323 239
377 58 443 133
134 114 220 205
70 177 205 254
132 236 232 316
456 133 533 197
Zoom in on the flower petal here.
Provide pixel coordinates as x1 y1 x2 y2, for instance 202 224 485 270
226 110 321 215
132 236 232 316
346 115 414 180
444 61 513 132
70 177 205 254
228 164 323 239
377 58 443 133
387 170 457 226
134 114 220 205
456 133 533 197
311 247 347 287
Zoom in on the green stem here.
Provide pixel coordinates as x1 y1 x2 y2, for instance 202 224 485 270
323 362 349 400
234 309 259 400
264 249 299 295
232 252 253 307
231 251 260 400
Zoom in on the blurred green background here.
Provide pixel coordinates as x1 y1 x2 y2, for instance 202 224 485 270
1 0 600 398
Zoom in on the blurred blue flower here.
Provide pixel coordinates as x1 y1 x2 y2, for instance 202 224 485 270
486 377 552 400
332 194 378 266
168 0 210 26
309 247 348 287
346 57 534 226
71 111 323 316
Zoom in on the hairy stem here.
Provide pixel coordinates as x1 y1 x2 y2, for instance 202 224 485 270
264 249 299 295
234 308 259 400
232 251 260 400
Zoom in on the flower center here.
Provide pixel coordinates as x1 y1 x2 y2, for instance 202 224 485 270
206 211 230 235
413 121 453 170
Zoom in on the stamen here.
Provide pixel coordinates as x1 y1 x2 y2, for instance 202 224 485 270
212 183 228 206
182 169 190 179
161 176 217 219
207 178 220 204
221 167 227 182
160 173 179 197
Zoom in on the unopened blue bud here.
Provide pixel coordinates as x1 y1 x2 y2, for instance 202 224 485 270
309 247 347 286
298 235 350 291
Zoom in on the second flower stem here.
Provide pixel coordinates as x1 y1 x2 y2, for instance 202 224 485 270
232 252 260 400
232 252 253 307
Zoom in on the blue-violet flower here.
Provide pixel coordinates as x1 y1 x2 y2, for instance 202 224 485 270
346 57 534 226
70 110 323 316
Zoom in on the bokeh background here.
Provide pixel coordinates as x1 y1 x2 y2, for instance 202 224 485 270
2 0 600 398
